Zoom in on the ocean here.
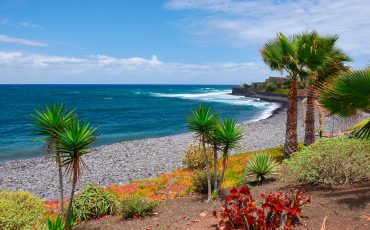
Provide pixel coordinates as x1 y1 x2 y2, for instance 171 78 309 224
0 85 279 162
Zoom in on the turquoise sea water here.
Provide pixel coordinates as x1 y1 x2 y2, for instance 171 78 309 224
0 85 279 162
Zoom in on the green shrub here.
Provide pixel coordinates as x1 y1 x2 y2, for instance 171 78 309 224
47 216 64 230
191 170 220 194
72 184 119 222
282 80 291 88
245 154 277 182
182 144 213 169
265 82 278 92
0 191 46 230
121 195 160 219
283 138 370 186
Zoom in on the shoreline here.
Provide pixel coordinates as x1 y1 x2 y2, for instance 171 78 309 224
0 94 285 164
1 101 365 200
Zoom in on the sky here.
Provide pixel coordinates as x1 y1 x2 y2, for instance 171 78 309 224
0 0 369 84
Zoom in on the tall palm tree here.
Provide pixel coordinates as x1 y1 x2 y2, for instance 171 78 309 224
296 32 350 145
320 70 370 139
186 104 218 201
31 103 75 213
216 118 243 192
58 118 97 228
261 33 308 157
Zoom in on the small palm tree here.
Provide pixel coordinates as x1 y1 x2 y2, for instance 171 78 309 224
31 103 75 213
216 118 244 192
58 118 97 228
320 70 370 139
186 104 218 201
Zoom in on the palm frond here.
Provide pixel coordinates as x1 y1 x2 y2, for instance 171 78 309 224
320 70 370 116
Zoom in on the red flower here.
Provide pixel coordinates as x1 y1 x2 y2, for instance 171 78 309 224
212 211 218 218
239 186 250 195
230 188 238 195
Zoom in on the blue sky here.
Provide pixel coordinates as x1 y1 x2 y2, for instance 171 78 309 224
0 0 369 84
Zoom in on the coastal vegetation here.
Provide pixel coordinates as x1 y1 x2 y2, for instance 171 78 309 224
31 104 97 229
186 105 244 200
72 184 119 222
244 154 277 182
31 103 75 212
261 31 351 155
121 195 160 219
182 144 213 170
283 138 370 186
0 191 46 230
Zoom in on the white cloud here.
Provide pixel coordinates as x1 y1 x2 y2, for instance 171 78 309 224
0 18 44 29
19 22 44 29
0 35 47 46
0 51 271 83
165 0 370 55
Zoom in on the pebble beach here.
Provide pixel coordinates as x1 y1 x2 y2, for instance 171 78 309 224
0 101 366 200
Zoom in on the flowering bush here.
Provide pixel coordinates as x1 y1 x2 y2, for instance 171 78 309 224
214 186 311 229
182 144 213 169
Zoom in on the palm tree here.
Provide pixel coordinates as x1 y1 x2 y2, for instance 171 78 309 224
186 104 218 201
216 118 243 192
31 103 75 213
58 118 97 228
261 33 308 157
320 70 370 139
296 32 350 145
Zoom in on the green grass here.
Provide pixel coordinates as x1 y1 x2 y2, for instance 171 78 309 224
272 88 290 95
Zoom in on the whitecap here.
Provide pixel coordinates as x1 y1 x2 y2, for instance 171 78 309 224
150 90 274 107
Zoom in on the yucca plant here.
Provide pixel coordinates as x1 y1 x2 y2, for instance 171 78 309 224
186 104 218 201
245 154 277 182
31 103 75 212
216 118 244 192
320 70 370 139
59 118 97 228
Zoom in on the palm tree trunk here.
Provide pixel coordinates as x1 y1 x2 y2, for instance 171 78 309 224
284 78 298 157
217 148 228 192
213 145 218 194
304 85 316 146
55 145 65 213
65 166 77 230
202 135 212 202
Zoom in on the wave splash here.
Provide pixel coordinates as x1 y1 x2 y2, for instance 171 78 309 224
151 89 280 121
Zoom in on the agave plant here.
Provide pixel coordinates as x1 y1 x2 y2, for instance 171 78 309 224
245 154 277 182
320 70 370 139
31 103 75 212
186 104 218 201
58 118 97 228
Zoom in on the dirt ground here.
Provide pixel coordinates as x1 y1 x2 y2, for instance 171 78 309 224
75 181 370 230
